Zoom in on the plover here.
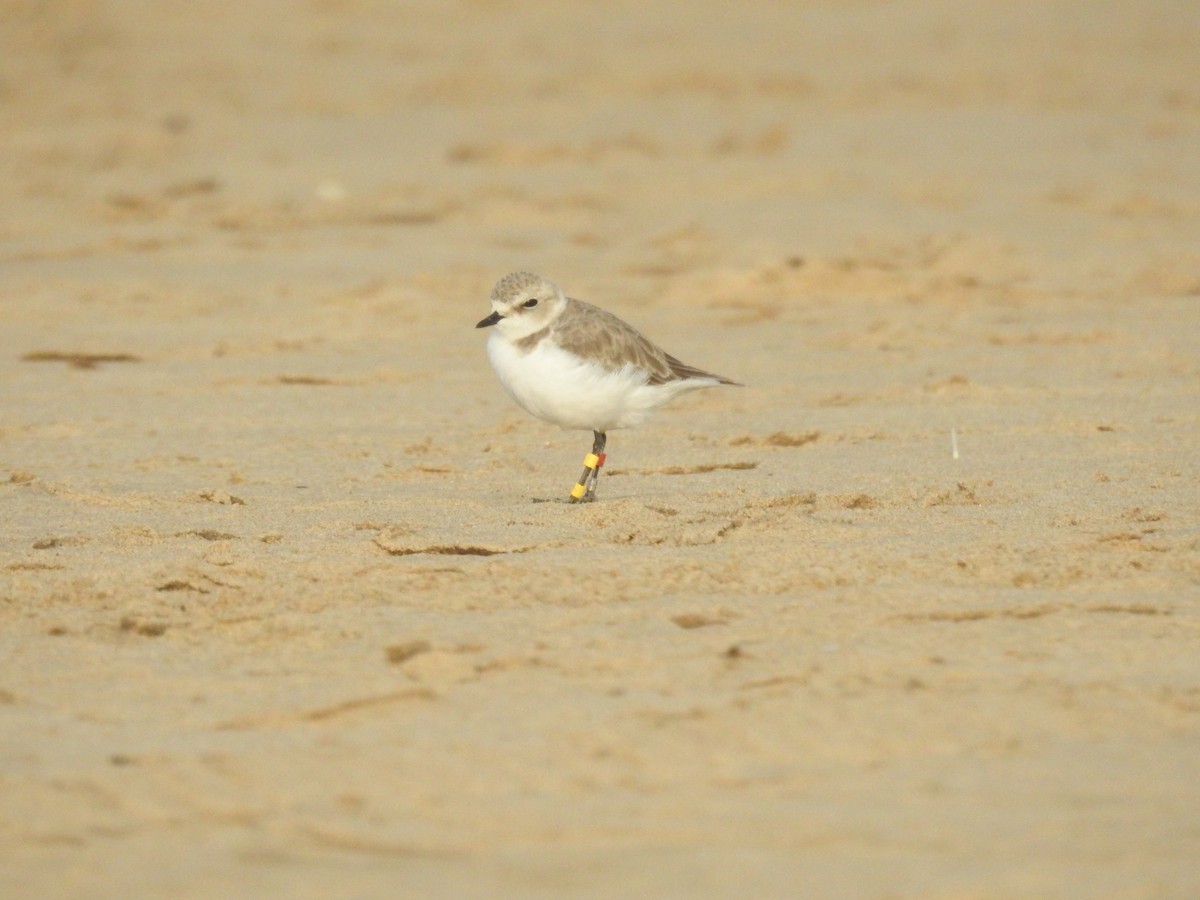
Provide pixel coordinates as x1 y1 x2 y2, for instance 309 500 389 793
476 271 739 502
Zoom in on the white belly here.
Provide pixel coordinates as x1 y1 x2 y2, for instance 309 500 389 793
487 333 710 432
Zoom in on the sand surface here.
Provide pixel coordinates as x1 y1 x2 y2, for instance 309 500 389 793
3 1 1199 896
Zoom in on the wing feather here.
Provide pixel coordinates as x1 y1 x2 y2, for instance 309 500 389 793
551 299 739 386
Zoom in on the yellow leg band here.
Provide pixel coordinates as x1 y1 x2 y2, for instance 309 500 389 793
570 482 587 499
583 453 600 468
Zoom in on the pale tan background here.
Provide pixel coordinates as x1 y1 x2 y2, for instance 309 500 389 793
2 1 1199 897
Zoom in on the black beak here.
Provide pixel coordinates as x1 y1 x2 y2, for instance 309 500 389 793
475 311 503 328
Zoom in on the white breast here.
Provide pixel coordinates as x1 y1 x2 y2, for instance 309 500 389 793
487 332 710 432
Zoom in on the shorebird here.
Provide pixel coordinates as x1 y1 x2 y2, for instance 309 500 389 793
477 271 739 501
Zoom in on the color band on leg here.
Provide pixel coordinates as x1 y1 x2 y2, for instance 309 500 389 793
570 432 607 503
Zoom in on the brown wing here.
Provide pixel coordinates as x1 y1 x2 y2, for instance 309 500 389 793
552 300 675 382
552 299 739 386
661 353 740 386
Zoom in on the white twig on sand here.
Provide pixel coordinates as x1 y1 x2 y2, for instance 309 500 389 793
951 428 960 460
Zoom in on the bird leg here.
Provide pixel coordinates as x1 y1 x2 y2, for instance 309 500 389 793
569 430 607 503
585 431 607 499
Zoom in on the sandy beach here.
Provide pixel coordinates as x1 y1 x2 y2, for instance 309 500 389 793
3 1 1199 896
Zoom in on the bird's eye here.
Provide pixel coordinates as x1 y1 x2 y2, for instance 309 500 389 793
522 298 539 308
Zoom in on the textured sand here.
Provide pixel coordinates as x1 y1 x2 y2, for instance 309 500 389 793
3 1 1199 896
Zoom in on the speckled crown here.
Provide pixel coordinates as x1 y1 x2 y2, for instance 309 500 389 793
491 271 555 303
